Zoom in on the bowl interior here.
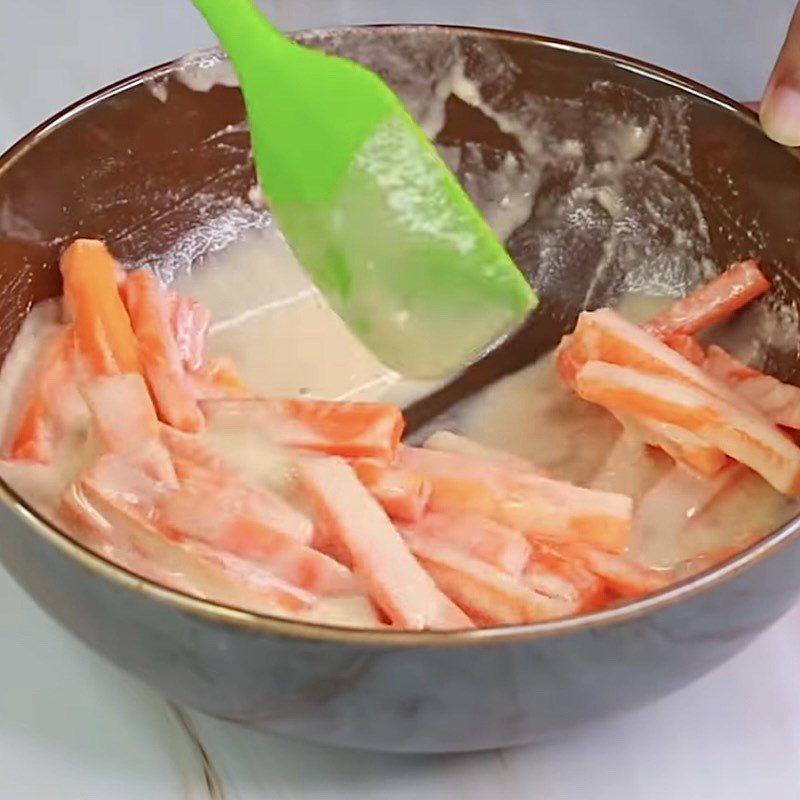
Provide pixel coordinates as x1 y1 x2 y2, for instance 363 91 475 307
2 25 800 635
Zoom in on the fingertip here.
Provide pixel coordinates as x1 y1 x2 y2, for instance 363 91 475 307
760 84 800 147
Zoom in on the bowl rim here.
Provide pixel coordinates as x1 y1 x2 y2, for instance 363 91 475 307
2 22 799 648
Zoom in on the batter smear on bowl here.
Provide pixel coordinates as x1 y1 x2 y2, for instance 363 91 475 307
2 238 799 630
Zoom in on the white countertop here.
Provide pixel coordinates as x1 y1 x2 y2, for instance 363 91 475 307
4 560 800 799
1 2 800 797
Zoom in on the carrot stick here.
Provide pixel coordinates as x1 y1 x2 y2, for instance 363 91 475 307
176 540 324 613
574 360 800 494
67 456 316 616
298 457 472 630
82 373 177 486
158 424 227 472
160 487 356 596
162 458 314 546
60 239 142 376
167 293 211 371
202 397 404 461
644 259 770 338
72 454 346 603
401 512 532 577
664 334 706 366
566 308 747 403
67 452 165 524
188 356 251 399
563 312 734 473
522 565 583 617
407 538 564 626
703 345 800 429
526 540 607 612
561 542 672 598
304 595 383 628
614 412 729 477
556 335 581 386
122 269 204 433
5 325 75 463
351 460 430 522
399 446 633 553
398 447 499 520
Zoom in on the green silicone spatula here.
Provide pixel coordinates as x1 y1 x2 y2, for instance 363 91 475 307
192 0 536 378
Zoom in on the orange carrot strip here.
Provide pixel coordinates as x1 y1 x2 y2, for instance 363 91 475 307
556 335 581 386
5 326 75 464
298 457 472 630
225 519 358 596
705 346 768 381
122 269 204 432
82 373 177 486
562 542 672 598
202 397 404 461
162 457 314 546
158 424 227 472
60 239 142 376
565 308 749 408
522 564 583 617
704 345 800 429
423 430 549 476
169 455 226 485
527 540 608 612
84 372 159 448
644 259 770 338
176 540 323 613
188 356 251 399
398 448 498 520
71 454 339 603
167 293 211 370
68 451 165 521
399 446 633 553
304 595 383 628
568 316 729 476
401 512 532 577
574 360 800 494
407 538 565 626
351 460 430 522
664 333 706 366
160 486 356 596
67 456 315 615
614 412 729 477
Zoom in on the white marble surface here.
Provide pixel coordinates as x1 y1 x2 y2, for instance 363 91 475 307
2 1 800 797
4 557 800 800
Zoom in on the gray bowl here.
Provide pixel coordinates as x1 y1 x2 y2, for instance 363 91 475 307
1 25 800 753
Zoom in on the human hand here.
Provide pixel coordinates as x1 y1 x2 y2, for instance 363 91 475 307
761 2 800 145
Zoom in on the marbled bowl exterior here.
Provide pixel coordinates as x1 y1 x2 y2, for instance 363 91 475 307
1 26 800 753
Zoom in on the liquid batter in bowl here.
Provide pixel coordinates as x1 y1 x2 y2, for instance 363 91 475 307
0 224 797 632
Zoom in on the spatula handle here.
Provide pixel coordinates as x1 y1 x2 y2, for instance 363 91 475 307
192 0 289 70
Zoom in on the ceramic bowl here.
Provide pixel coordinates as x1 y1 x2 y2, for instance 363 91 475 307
1 25 800 753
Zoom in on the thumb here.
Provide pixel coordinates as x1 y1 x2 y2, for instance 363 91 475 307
761 2 800 146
